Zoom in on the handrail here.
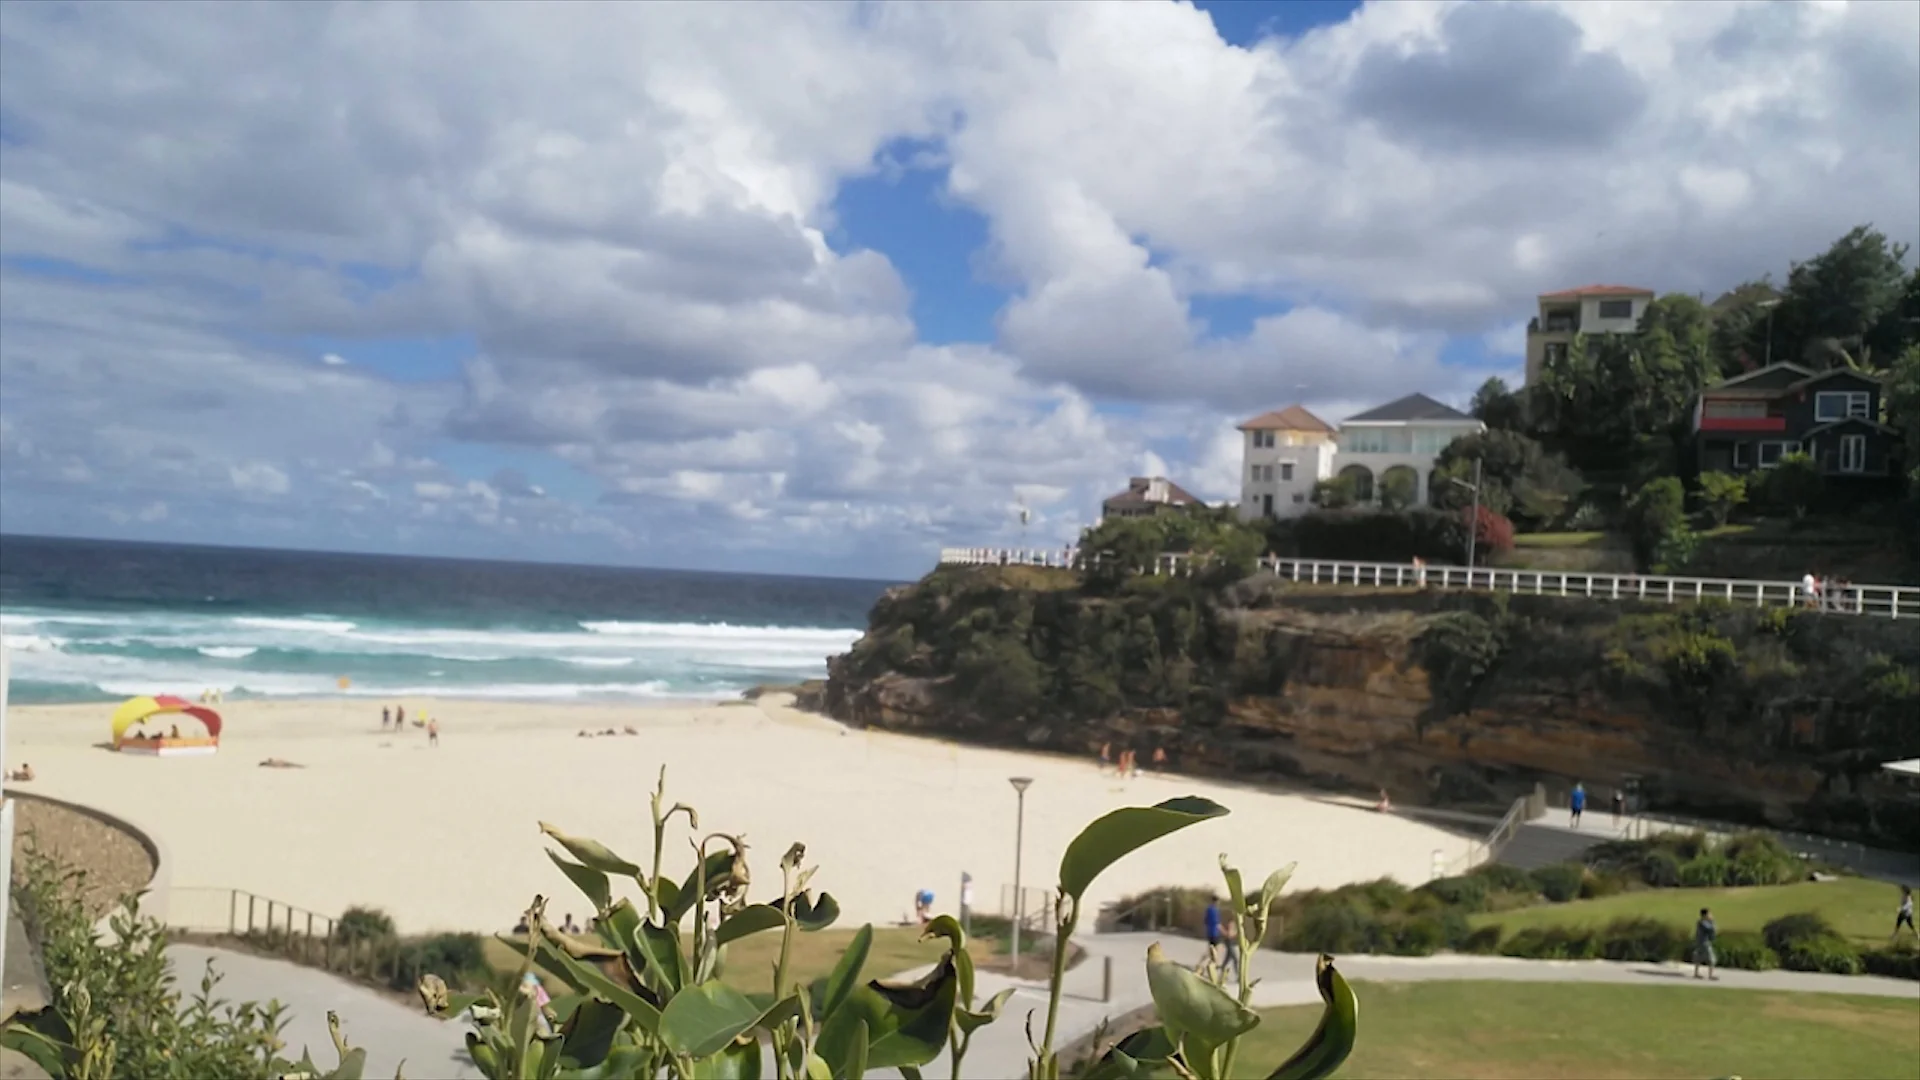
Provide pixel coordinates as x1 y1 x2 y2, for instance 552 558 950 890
935 549 1919 619
166 886 409 986
1438 794 1536 879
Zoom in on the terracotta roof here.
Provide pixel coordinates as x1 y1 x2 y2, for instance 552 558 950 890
1102 476 1204 508
1539 284 1656 300
1237 404 1335 433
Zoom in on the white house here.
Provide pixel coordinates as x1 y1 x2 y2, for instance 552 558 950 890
1236 405 1337 521
1524 284 1655 384
1332 393 1486 506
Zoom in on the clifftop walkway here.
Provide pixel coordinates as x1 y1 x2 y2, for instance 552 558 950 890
936 548 1919 620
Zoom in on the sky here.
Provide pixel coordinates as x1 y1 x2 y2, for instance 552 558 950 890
1 0 1916 580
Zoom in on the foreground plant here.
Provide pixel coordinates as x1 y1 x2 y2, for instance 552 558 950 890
0 845 371 1080
430 769 1360 1079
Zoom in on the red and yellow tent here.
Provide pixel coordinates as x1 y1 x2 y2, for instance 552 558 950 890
111 695 223 755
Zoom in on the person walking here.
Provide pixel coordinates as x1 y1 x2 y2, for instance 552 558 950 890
381 706 390 731
1202 897 1224 975
1610 787 1626 826
1219 911 1242 984
1895 886 1916 941
1693 907 1718 980
1569 782 1586 828
427 717 440 747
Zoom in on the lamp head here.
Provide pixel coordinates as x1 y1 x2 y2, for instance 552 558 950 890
1009 776 1033 794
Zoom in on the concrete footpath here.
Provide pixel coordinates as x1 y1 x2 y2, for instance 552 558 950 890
167 945 479 1079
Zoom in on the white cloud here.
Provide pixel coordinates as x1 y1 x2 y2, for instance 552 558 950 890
0 0 1912 573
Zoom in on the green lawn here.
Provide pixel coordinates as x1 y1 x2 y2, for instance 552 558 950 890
1470 879 1901 946
1239 981 1920 1080
1512 531 1609 548
484 925 949 995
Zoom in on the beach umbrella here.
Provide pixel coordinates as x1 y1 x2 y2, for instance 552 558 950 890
110 694 223 748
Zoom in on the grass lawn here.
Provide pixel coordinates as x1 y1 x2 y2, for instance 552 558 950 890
484 925 950 995
1240 981 1920 1080
1512 531 1609 548
1470 878 1901 946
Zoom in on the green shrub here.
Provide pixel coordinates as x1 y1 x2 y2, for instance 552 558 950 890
1529 863 1585 903
1385 914 1449 957
1763 911 1836 956
1579 870 1632 899
1720 832 1803 886
1713 931 1778 971
1861 941 1920 981
1639 849 1681 887
1460 925 1504 954
1469 863 1536 894
1778 934 1862 975
1501 925 1599 960
388 931 489 992
1598 917 1685 963
335 905 395 943
1417 875 1491 912
1279 899 1376 953
1678 854 1731 887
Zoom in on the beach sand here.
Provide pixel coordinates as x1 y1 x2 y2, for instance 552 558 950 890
3 695 1472 935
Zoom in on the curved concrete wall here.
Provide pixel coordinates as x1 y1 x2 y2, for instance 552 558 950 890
6 790 172 938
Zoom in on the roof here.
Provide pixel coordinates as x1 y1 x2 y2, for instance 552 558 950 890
1708 362 1816 390
1539 284 1656 300
1237 404 1335 433
1342 393 1478 424
1801 417 1895 438
1101 476 1203 509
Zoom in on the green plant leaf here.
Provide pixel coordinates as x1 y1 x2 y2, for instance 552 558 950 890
658 981 766 1059
1254 864 1298 913
778 891 841 931
954 987 1013 1036
817 1017 867 1080
1059 798 1229 901
556 997 625 1069
1144 943 1258 1046
533 937 661 1035
669 850 739 923
1219 856 1247 916
714 904 789 946
0 1019 71 1079
689 1036 762 1080
324 1046 368 1079
1269 955 1358 1080
603 900 685 995
547 851 612 913
862 956 959 1069
804 1052 837 1080
539 822 641 876
820 924 872 1020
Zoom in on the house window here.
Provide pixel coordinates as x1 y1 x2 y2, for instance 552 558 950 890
1733 442 1753 469
1292 493 1305 504
1597 299 1634 319
1815 391 1871 421
1840 434 1866 473
1280 462 1294 481
1262 493 1274 517
1757 441 1801 468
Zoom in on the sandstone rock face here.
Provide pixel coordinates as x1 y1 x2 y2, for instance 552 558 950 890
821 579 1920 846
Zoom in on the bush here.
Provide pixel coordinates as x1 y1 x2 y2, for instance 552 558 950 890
1861 941 1920 981
1713 931 1778 971
1278 898 1376 954
389 931 489 992
1417 874 1491 913
1598 917 1685 963
1763 911 1836 956
335 904 396 943
1385 914 1450 957
1720 832 1803 886
1460 925 1504 954
1579 870 1632 899
1529 863 1585 903
1678 854 1731 888
1778 934 1862 975
1501 925 1599 960
1469 863 1536 895
1640 849 1681 888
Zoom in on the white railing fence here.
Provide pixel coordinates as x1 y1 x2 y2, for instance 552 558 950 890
937 548 1919 619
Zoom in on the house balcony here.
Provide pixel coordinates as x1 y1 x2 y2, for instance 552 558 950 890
1698 416 1787 433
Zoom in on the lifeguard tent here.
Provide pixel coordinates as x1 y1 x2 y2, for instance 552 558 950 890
112 695 222 757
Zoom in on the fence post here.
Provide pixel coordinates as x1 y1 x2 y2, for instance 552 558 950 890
228 890 237 935
248 894 257 935
305 912 315 964
1102 955 1113 1003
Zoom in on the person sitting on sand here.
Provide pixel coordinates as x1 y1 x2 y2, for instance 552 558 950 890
578 729 592 738
623 725 638 736
7 764 34 782
1375 788 1392 813
168 724 181 739
1099 743 1112 772
258 758 303 769
600 727 616 737
913 888 934 925
561 914 580 934
512 916 529 935
1152 747 1167 770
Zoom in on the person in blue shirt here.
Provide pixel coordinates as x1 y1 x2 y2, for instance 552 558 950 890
1204 898 1223 967
1569 782 1587 828
914 889 934 925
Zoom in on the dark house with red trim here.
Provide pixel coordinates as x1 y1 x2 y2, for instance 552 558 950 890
1693 363 1902 477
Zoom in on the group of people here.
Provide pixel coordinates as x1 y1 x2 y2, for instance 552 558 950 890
380 705 439 746
577 726 640 738
1098 743 1167 778
1800 572 1859 612
6 763 33 783
1565 781 1629 828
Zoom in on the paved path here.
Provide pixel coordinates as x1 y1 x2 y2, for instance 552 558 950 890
167 945 478 1079
928 932 1920 1079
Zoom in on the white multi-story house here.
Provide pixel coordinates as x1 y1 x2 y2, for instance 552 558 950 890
1236 405 1337 521
1524 284 1655 384
1332 394 1486 506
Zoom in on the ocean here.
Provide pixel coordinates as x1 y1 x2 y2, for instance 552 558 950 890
0 535 896 705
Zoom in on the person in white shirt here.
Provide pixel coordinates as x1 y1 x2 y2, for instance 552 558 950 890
1801 572 1819 610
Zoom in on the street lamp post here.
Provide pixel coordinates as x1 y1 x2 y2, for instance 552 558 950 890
1758 299 1781 368
1008 776 1033 971
1448 458 1484 579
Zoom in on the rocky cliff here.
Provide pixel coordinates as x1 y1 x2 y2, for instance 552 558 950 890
820 565 1920 849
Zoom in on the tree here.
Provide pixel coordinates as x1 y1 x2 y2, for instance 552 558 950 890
1885 344 1920 462
1378 468 1418 510
1707 279 1782 376
1760 453 1822 519
1696 471 1747 528
1431 430 1583 531
1768 225 1912 370
1469 376 1527 432
1528 327 1712 485
1626 476 1688 572
1311 475 1359 509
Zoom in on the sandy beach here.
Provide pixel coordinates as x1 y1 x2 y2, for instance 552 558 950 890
4 695 1472 935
